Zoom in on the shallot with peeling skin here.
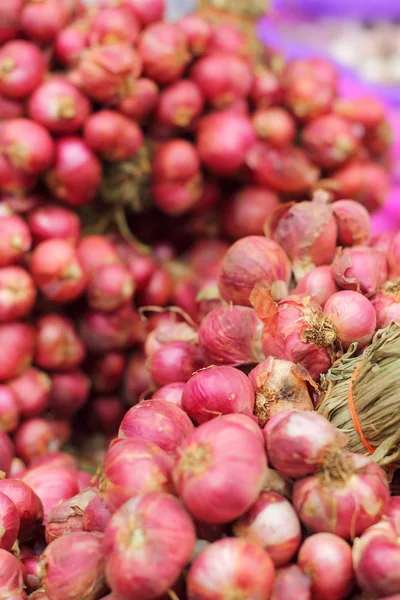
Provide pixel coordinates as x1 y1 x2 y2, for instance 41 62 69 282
332 200 371 247
82 494 111 534
331 246 387 297
234 491 301 566
295 266 339 308
271 564 312 600
100 437 174 512
218 235 291 306
324 290 376 349
187 537 275 600
251 288 339 381
293 452 389 539
264 410 348 478
173 414 267 524
298 533 354 600
0 479 43 541
45 488 98 544
248 358 315 427
104 492 196 599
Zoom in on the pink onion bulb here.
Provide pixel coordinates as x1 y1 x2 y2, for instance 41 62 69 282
22 466 80 523
173 414 267 524
252 107 296 147
45 488 98 544
302 114 359 169
187 537 275 600
331 246 387 297
0 479 43 542
0 40 46 99
50 370 90 417
0 490 20 550
0 266 36 321
293 452 389 539
86 262 134 312
35 314 86 371
234 491 301 566
104 492 195 599
54 21 89 67
100 437 173 512
218 236 291 307
372 280 400 329
182 366 255 424
0 322 35 382
298 533 354 600
264 410 348 478
324 290 376 349
223 186 279 240
119 399 194 458
83 110 143 162
148 341 205 387
0 119 54 175
79 304 141 353
117 77 159 121
332 160 389 213
82 494 111 534
0 215 31 267
250 66 282 108
153 382 185 407
156 80 204 128
138 22 189 85
249 358 314 427
0 549 25 599
271 564 312 600
39 531 106 600
178 14 211 55
332 199 371 247
88 6 140 47
9 368 51 419
295 266 340 308
15 417 70 465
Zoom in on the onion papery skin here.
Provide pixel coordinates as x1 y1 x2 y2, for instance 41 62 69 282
233 490 301 566
173 415 267 524
218 236 291 307
372 280 400 328
0 490 20 551
187 537 275 600
248 358 315 427
323 290 376 350
119 399 194 458
263 410 348 478
271 564 312 600
293 452 390 539
0 479 43 542
103 492 196 599
45 488 98 544
332 200 371 247
182 366 255 425
251 288 339 382
331 246 387 297
298 532 354 600
199 305 264 366
100 437 174 512
39 531 106 600
295 266 340 308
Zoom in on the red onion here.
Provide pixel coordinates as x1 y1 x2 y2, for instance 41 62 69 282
9 368 51 419
88 6 139 47
0 215 31 266
22 466 80 524
264 410 348 478
152 176 203 215
21 550 40 592
372 231 396 257
0 479 43 541
45 488 98 543
35 314 86 371
353 520 400 597
332 160 390 213
100 437 173 512
249 358 315 426
295 266 340 308
0 266 36 321
138 265 174 304
252 107 296 147
46 137 102 206
247 142 319 193
334 96 385 128
0 41 46 99
84 110 143 162
119 398 194 458
28 205 81 245
117 77 159 120
87 263 134 312
91 352 126 393
149 341 205 387
89 396 125 434
302 114 359 169
197 111 256 175
20 0 69 44
153 139 199 182
0 95 24 120
31 452 77 470
173 414 266 523
187 537 275 600
234 490 301 566
218 235 291 306
332 246 387 297
388 232 400 279
144 321 198 357
0 153 36 194
251 289 338 381
265 196 337 281
153 382 185 407
82 494 111 534
324 290 376 349
182 366 255 425
104 492 195 598
76 43 142 104
372 280 400 328
55 21 89 67
156 80 204 128
138 22 189 84
332 199 371 247
178 14 211 55
50 370 91 417
15 417 69 465
78 235 118 276
250 66 282 108
298 533 354 600
191 54 252 109
0 490 19 550
39 531 106 600
0 549 25 599
199 305 264 366
28 78 91 135
293 452 389 539
0 322 35 381
271 564 312 600
122 0 164 26
0 386 19 432
79 304 140 353
0 0 22 44
0 119 54 175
